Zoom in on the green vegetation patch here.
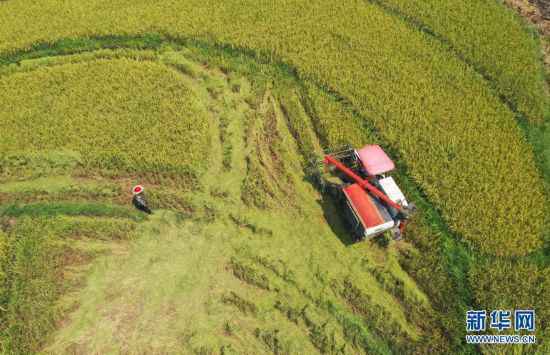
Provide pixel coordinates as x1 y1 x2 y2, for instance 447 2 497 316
0 219 61 354
0 23 546 353
0 215 138 354
0 150 81 181
0 176 119 198
0 202 144 221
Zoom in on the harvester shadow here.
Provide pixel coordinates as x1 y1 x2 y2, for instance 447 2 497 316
317 196 355 246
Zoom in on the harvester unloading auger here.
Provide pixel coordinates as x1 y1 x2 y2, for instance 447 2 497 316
311 144 415 241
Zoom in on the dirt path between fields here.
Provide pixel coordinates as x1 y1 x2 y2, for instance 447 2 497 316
505 0 550 68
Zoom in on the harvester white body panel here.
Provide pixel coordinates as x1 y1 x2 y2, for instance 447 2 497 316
378 176 408 207
365 220 395 238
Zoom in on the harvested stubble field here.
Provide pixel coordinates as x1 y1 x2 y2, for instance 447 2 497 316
0 1 548 354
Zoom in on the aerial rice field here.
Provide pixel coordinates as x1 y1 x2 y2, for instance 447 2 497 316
0 58 211 181
372 0 548 123
2 0 545 257
0 0 548 354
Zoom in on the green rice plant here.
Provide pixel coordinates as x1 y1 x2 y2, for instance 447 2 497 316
324 300 392 354
298 305 348 354
0 218 62 354
0 150 81 181
0 176 123 210
469 258 549 316
0 36 453 353
0 4 547 351
253 327 298 354
337 278 417 353
0 48 158 76
222 291 258 316
0 214 139 354
303 82 380 150
241 96 297 209
38 216 137 240
0 202 144 221
229 257 271 290
399 218 471 351
469 258 550 350
277 90 322 158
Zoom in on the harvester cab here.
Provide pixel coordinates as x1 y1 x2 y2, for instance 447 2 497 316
315 144 415 241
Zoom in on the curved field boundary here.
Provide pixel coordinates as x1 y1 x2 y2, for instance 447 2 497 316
361 0 550 253
0 46 434 353
0 56 212 186
1 35 548 353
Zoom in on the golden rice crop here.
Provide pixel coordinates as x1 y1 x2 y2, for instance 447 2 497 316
0 0 545 255
303 82 380 149
373 0 547 122
0 58 211 180
469 258 550 345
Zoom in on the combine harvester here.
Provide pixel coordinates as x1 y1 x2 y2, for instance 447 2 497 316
314 145 415 241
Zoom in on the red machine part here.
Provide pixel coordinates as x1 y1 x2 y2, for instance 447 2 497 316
355 145 395 176
132 185 144 195
342 183 394 231
323 155 403 212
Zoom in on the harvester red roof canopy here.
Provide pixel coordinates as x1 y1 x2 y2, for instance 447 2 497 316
356 145 395 175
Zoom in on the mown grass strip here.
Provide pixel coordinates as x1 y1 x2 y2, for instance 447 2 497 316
0 202 145 221
0 214 139 354
0 220 60 354
325 301 392 355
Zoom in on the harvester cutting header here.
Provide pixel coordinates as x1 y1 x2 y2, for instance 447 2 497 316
313 145 415 241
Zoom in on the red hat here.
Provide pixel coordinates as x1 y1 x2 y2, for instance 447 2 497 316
132 185 144 195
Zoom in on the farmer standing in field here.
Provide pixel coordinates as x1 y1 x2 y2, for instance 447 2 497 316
132 185 152 214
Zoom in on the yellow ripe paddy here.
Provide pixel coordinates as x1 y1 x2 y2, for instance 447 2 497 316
0 59 211 179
